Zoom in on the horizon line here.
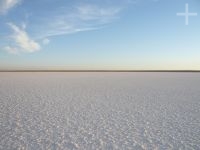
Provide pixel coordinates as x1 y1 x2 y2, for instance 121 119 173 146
0 70 200 72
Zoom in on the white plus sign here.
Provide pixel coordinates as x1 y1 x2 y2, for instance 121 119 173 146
177 3 197 25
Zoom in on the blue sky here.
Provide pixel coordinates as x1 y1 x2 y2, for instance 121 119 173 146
0 0 200 70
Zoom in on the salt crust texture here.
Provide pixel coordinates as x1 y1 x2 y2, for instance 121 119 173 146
0 73 200 150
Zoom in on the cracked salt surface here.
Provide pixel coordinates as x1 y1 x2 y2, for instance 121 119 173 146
0 72 200 150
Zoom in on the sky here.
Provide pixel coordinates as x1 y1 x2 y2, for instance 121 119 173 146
0 0 200 70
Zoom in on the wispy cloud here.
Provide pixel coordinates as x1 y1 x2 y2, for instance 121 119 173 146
76 4 121 21
4 46 19 54
42 38 50 45
5 23 40 54
33 4 122 39
2 0 132 54
0 0 21 14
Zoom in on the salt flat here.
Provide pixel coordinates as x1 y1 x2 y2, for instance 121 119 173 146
0 72 200 150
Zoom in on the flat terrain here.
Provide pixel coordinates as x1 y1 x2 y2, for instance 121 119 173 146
0 73 200 149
